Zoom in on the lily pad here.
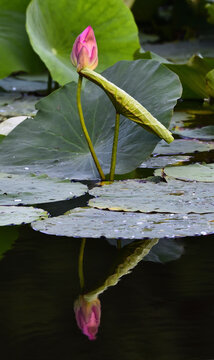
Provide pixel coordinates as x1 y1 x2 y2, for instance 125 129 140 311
144 39 214 63
0 77 47 92
0 173 87 205
153 139 214 155
155 163 214 182
26 0 140 85
0 92 21 106
139 155 190 169
31 207 214 239
0 95 39 117
173 125 214 140
0 206 48 226
89 179 214 213
0 60 181 179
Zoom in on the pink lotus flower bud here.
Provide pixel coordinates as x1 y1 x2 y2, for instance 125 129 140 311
71 26 98 72
74 295 101 340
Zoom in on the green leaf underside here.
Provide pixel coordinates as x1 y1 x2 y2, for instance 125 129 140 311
32 207 214 239
0 206 48 226
0 60 181 179
0 9 44 79
26 0 140 85
89 179 214 214
155 164 214 182
153 139 214 155
0 173 87 205
80 67 174 144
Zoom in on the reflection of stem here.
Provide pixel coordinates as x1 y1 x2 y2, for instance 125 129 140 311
84 238 159 302
117 239 121 250
77 75 105 180
109 112 120 181
78 238 86 290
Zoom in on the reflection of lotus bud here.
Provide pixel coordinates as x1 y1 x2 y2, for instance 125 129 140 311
74 295 101 340
71 26 98 72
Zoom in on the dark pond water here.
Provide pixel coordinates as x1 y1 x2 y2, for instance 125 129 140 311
0 224 213 360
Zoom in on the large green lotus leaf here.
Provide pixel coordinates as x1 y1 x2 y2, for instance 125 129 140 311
0 227 19 259
139 50 214 99
26 0 140 85
0 173 87 205
173 125 214 140
155 164 214 182
0 6 44 79
31 207 214 239
153 139 214 155
166 55 214 99
89 179 214 214
0 60 181 180
0 206 48 226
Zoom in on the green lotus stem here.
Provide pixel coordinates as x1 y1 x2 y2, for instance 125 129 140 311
109 112 120 181
78 238 86 290
77 75 105 180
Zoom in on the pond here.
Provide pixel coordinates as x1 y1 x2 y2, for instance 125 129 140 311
0 225 213 360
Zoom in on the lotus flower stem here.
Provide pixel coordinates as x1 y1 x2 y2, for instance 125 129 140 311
77 75 105 180
78 238 86 290
109 112 120 181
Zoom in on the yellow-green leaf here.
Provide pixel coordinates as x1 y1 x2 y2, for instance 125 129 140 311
80 66 174 144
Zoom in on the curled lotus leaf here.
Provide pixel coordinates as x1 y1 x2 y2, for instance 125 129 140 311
80 66 175 144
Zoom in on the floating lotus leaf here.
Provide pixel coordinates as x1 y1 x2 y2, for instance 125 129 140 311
0 95 39 117
89 179 214 214
0 77 47 92
153 139 214 155
0 60 181 179
0 173 87 205
155 164 214 182
173 125 214 140
31 208 214 239
139 155 190 169
0 206 48 226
